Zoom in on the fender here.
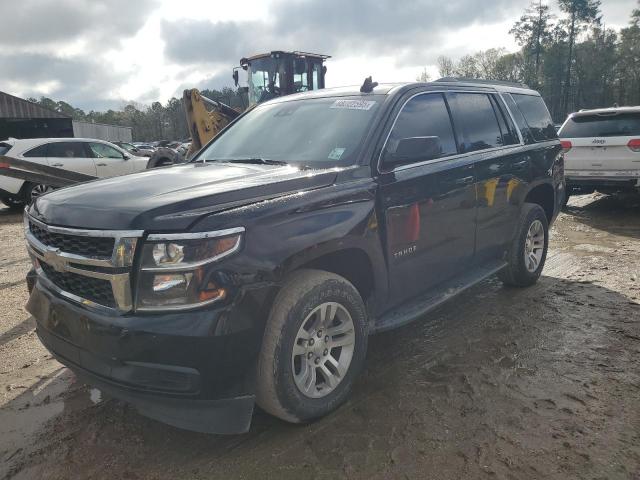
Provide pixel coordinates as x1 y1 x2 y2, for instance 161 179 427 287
195 178 389 314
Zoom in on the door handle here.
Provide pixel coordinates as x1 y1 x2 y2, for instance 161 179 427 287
512 160 528 170
97 163 107 166
51 163 64 167
454 175 474 185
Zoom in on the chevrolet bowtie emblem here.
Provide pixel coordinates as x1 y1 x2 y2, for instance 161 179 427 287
43 248 67 272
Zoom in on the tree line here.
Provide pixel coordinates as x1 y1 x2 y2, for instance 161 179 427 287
27 0 640 138
27 88 245 142
436 0 640 122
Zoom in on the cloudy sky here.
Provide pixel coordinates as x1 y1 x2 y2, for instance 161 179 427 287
0 0 635 111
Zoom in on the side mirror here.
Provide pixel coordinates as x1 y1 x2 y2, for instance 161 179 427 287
232 69 239 87
383 136 442 167
123 154 130 160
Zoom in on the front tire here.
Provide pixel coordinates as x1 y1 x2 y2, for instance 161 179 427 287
24 183 54 204
499 203 549 287
1 195 25 210
256 269 368 423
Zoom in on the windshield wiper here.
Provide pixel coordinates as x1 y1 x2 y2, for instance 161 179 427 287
226 158 289 166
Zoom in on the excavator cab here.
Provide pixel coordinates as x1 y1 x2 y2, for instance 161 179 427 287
233 51 329 106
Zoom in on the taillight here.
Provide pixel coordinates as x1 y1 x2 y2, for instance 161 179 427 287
627 139 640 152
560 140 572 153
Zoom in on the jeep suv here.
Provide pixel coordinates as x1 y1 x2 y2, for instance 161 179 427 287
559 106 640 200
24 80 563 434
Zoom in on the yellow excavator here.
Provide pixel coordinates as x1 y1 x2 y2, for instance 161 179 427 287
183 51 329 158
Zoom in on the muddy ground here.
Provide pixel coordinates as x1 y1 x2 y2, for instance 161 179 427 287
1 193 639 480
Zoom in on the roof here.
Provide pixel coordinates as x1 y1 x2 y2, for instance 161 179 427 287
0 91 71 119
435 77 530 89
245 51 331 62
263 79 538 105
570 106 640 117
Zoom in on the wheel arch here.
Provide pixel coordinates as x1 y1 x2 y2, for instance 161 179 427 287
279 240 386 310
523 182 555 224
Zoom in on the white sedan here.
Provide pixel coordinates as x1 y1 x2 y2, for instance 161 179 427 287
0 137 149 209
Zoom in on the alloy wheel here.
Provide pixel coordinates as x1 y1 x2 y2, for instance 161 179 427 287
29 184 53 202
291 302 355 398
524 219 545 272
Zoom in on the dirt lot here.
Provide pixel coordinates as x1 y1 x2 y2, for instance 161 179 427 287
1 193 639 480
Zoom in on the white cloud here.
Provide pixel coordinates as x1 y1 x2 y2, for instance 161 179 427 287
0 0 635 110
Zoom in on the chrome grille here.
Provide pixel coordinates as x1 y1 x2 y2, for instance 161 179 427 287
29 221 114 258
25 214 143 312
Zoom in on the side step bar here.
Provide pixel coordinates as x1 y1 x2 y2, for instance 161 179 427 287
371 260 507 333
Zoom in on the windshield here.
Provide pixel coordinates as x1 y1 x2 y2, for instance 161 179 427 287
560 112 640 138
247 57 281 105
197 96 382 168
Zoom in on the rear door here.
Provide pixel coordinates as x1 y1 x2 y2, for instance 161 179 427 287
377 92 477 305
559 112 640 178
87 142 134 177
46 141 97 177
446 91 527 262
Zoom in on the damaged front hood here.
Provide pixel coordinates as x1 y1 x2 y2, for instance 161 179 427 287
30 162 339 230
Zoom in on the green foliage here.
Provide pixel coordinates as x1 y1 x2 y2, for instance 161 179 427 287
435 0 640 122
28 88 246 141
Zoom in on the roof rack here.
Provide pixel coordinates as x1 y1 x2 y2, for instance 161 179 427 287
434 77 530 89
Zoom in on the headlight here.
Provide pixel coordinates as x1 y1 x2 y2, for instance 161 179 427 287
136 227 244 310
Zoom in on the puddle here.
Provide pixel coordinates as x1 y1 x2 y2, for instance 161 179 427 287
0 370 102 477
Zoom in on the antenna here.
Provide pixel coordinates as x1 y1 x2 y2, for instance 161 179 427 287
360 76 378 93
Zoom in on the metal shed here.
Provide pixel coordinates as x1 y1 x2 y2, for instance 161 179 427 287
72 121 132 142
0 91 73 139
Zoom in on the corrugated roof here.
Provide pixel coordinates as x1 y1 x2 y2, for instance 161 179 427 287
0 91 70 119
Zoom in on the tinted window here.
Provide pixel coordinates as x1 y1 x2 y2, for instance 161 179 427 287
490 95 519 146
559 113 640 138
447 93 503 153
512 94 557 142
383 93 457 166
503 94 534 143
23 144 48 157
89 142 125 159
0 143 11 156
47 142 87 158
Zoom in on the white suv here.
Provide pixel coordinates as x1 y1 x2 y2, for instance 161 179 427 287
559 106 640 202
0 138 150 209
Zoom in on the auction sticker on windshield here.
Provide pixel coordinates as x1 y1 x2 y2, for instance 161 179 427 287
330 100 377 110
328 147 346 160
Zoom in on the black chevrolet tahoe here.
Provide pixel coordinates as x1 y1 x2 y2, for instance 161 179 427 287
24 80 564 434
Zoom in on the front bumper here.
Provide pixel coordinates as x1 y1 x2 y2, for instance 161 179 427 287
27 277 264 434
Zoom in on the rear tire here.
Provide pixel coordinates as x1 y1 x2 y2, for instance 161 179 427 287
499 203 549 287
256 269 368 423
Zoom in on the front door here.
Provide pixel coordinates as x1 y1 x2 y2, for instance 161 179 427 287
88 142 133 177
377 92 477 307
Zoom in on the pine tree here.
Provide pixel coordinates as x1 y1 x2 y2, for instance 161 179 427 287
558 0 602 115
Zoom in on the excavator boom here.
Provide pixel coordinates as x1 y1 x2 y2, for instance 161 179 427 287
182 89 240 158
